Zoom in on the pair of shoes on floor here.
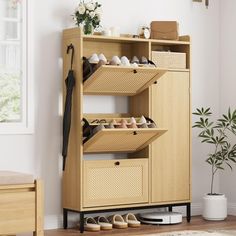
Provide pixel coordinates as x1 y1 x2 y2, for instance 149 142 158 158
83 213 140 231
83 216 112 232
109 213 141 229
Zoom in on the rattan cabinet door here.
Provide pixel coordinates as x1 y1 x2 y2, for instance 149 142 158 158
83 65 166 95
83 159 148 208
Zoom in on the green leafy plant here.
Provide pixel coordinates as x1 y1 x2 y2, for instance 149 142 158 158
193 108 236 195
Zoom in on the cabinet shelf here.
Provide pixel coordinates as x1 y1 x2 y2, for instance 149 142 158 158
83 65 167 96
82 34 190 45
83 128 167 153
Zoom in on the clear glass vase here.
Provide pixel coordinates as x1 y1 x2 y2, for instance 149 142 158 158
83 22 94 35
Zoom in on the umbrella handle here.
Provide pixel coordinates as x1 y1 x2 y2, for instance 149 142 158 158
67 44 74 70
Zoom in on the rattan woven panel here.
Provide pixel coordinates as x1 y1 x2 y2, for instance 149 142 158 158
87 166 143 199
83 129 162 153
152 51 186 69
83 66 163 95
83 159 148 207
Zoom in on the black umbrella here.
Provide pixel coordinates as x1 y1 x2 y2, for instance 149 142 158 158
62 44 75 171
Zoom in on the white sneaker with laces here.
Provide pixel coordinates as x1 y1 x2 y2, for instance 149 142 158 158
89 53 99 63
98 53 107 63
120 56 130 66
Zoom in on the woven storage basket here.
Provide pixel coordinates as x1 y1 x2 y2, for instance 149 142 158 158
152 51 186 69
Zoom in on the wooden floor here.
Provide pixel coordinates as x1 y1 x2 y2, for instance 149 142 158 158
45 216 236 235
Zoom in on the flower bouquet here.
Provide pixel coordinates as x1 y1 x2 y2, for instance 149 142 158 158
73 0 102 35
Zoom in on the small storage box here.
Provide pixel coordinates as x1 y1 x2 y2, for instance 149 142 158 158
152 51 186 69
150 21 179 40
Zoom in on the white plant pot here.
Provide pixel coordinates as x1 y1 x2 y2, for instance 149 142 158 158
202 194 227 220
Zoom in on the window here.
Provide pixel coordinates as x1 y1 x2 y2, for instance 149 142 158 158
0 0 33 134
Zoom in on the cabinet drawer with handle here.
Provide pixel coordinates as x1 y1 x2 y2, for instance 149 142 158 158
83 159 148 208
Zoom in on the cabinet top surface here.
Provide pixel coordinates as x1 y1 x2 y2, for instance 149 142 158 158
63 28 191 45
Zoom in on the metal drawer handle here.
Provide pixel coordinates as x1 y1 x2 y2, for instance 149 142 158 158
133 69 137 74
133 131 137 135
115 161 120 166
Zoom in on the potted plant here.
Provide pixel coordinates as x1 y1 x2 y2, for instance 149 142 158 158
193 107 236 220
73 0 102 35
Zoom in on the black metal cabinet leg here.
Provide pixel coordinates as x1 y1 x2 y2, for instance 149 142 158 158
187 203 191 222
63 208 68 229
168 206 173 212
80 212 84 233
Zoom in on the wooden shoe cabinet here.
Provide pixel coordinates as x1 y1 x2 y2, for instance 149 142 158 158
62 28 191 233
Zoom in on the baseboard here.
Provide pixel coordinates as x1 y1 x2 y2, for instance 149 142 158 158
191 203 202 216
187 202 236 216
228 202 236 215
44 215 61 230
173 203 202 216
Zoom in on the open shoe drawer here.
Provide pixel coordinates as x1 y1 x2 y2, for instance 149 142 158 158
83 128 167 153
83 65 166 96
83 158 148 208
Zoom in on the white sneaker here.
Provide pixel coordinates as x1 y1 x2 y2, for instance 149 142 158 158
111 56 121 65
98 53 107 63
138 115 147 124
89 53 99 63
131 62 139 67
120 56 130 66
131 56 139 64
140 56 148 64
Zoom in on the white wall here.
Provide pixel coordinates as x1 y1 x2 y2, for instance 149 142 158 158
0 0 221 229
220 0 236 215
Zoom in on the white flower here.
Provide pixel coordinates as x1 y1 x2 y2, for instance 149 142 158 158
89 11 95 18
96 13 101 20
77 4 86 14
86 2 95 11
95 7 102 15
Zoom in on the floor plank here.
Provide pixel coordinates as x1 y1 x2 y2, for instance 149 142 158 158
44 216 236 235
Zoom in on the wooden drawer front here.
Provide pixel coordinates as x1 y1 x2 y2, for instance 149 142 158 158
83 128 166 153
83 159 148 207
0 191 35 234
151 72 190 203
